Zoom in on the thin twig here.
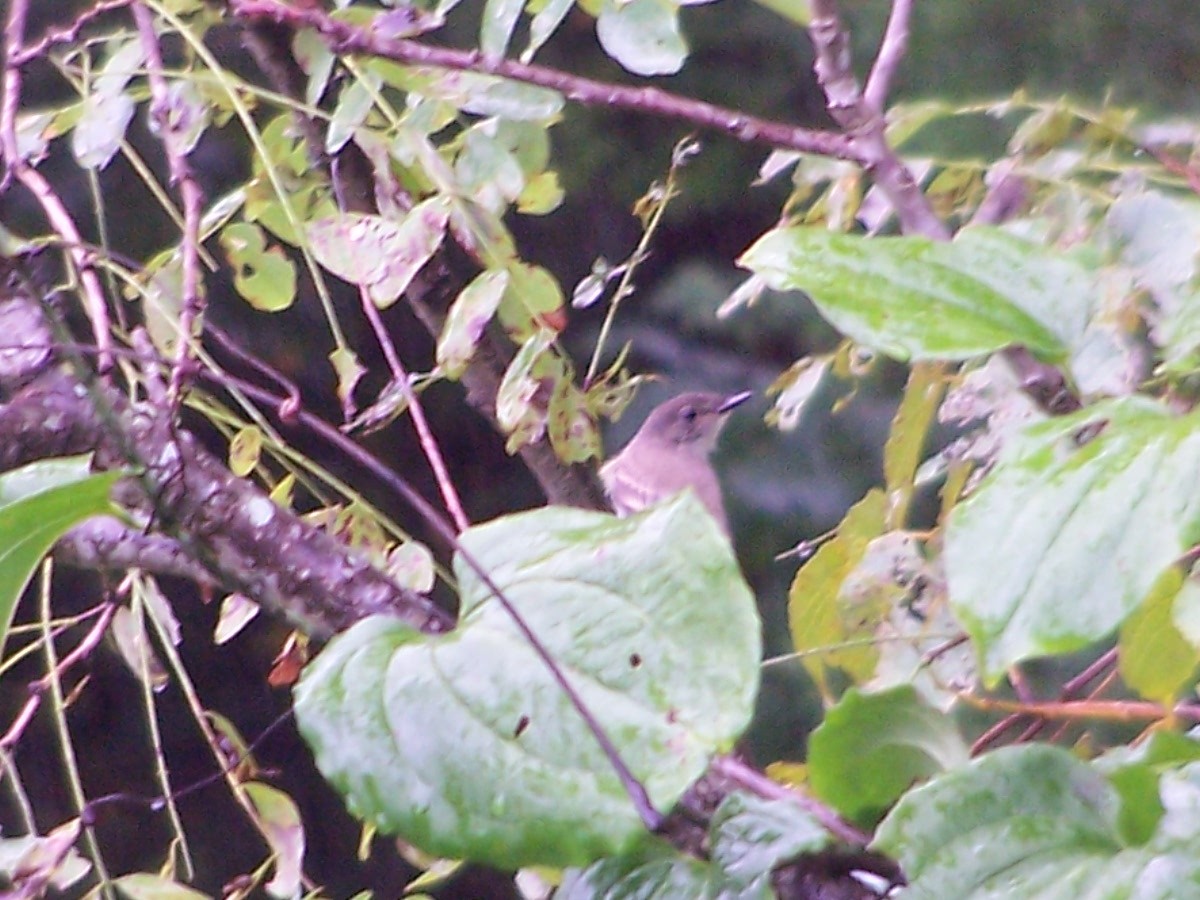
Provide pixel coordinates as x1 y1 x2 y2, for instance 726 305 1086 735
359 287 470 531
0 603 116 752
710 755 870 846
863 0 913 113
9 0 134 67
970 647 1118 754
131 1 207 403
1 0 114 370
960 693 1200 725
229 0 853 160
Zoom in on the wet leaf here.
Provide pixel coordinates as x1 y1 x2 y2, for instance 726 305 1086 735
947 397 1200 684
295 495 760 868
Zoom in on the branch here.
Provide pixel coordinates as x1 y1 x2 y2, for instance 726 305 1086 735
229 0 854 159
236 11 611 511
863 0 913 113
358 286 471 531
806 0 949 239
710 755 871 846
0 267 452 639
8 0 133 67
1 0 114 370
132 1 207 402
54 516 216 586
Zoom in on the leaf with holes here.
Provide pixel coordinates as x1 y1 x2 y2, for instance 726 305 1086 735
307 200 450 308
219 222 297 312
294 494 761 868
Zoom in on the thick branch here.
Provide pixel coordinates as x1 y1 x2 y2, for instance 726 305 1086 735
0 270 452 639
55 516 217 586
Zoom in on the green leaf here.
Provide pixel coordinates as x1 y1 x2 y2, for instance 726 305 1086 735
228 426 263 478
1008 102 1078 155
547 374 601 463
808 686 969 826
747 0 810 25
948 225 1091 350
326 73 379 154
436 269 509 379
738 227 1068 362
709 792 829 891
884 100 954 148
789 489 887 694
1119 566 1198 703
294 495 761 868
307 200 450 308
882 362 946 529
498 262 565 341
329 346 366 409
455 122 526 211
113 873 211 899
559 843 714 899
523 0 576 61
596 0 687 77
496 327 554 451
152 80 209 156
1092 732 1200 847
946 397 1200 684
0 460 120 653
218 222 297 312
481 0 525 58
875 745 1123 897
402 69 564 121
244 782 305 899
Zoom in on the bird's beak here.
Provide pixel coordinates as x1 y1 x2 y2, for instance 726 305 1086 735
718 391 752 414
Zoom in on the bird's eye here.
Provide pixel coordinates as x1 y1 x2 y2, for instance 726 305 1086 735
681 405 697 422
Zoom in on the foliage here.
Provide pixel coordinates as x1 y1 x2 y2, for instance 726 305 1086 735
1 0 1200 898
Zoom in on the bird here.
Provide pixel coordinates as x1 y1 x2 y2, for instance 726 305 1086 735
599 390 751 536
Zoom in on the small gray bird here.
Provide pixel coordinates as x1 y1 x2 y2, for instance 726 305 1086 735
600 391 751 536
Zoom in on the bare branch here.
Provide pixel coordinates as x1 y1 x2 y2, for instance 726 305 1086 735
1 0 115 370
0 270 452 639
359 288 471 532
229 0 854 159
863 0 914 112
131 2 207 403
807 0 949 239
9 0 133 67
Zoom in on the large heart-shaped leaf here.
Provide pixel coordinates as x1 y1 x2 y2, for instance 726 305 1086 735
294 494 761 868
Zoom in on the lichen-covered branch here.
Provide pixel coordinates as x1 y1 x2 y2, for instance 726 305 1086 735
0 261 452 639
